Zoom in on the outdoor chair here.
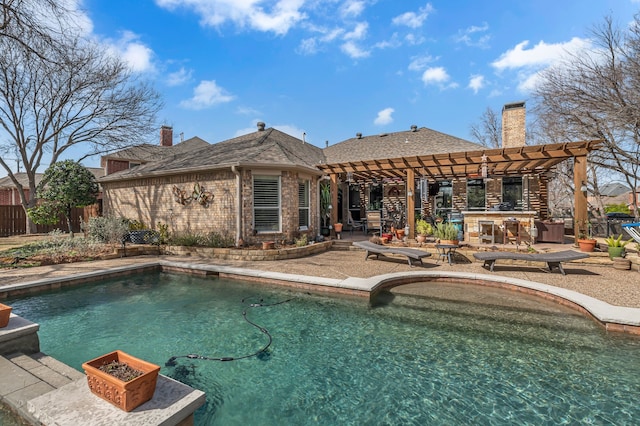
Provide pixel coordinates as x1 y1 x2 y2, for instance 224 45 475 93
622 222 640 245
347 211 365 235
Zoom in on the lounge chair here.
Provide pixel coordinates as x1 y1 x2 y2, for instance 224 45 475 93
353 241 432 267
622 222 640 244
473 250 589 275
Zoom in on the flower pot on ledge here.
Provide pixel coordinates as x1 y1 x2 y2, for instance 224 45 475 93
82 350 160 412
577 238 597 252
0 303 11 328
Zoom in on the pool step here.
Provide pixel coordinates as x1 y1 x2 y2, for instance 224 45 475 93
0 351 83 424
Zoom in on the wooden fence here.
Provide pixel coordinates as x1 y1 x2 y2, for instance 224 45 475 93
0 205 86 237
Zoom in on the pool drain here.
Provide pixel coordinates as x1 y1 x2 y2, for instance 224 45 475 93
165 296 292 366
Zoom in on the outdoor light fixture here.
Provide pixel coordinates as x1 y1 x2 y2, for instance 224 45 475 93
481 154 488 178
407 190 413 197
580 181 588 194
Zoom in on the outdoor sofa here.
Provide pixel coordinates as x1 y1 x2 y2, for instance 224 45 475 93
353 241 432 267
473 250 589 275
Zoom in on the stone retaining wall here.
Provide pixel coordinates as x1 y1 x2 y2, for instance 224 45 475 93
163 240 333 261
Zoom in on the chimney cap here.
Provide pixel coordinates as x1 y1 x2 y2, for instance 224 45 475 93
356 132 362 139
410 125 418 132
503 101 525 111
257 122 266 131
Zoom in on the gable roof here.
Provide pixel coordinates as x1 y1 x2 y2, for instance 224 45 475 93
100 137 210 165
100 128 325 182
0 167 104 189
323 127 483 164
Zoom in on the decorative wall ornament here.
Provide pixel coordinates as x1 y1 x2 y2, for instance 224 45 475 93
172 183 214 207
173 185 192 205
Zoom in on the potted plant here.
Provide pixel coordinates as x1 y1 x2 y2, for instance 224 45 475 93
319 182 331 236
333 222 343 233
434 222 459 245
0 303 11 328
415 219 433 244
82 350 160 412
604 234 632 259
576 220 596 252
127 220 150 244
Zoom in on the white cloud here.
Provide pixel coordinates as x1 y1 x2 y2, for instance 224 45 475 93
341 41 370 58
106 31 155 73
392 2 434 29
374 108 394 126
344 22 368 41
421 67 449 84
455 22 490 48
468 75 485 94
340 0 365 18
156 0 307 36
491 37 590 70
180 80 235 110
408 54 436 71
167 67 193 86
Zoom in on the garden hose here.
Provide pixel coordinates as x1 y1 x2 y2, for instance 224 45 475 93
165 296 292 366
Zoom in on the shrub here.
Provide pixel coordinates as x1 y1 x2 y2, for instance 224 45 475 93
83 216 129 244
434 222 458 240
295 234 308 247
415 219 433 236
169 232 202 247
200 231 234 248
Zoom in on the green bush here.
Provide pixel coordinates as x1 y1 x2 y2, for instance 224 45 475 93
434 222 458 240
169 231 234 248
83 216 129 244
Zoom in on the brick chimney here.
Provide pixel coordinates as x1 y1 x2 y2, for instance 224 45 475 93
501 101 526 148
160 125 173 146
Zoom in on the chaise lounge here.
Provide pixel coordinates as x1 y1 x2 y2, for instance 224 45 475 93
473 250 589 275
353 241 432 267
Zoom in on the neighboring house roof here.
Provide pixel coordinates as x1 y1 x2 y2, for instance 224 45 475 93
599 182 630 197
0 167 104 189
100 137 210 165
322 126 483 164
100 128 325 182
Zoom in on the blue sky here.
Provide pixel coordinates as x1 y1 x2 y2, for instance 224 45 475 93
13 1 640 170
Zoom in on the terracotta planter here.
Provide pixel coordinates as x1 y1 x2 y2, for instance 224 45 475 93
82 350 160 412
395 230 405 240
333 223 343 233
577 239 596 252
262 241 275 250
0 303 11 328
416 235 427 244
439 239 459 246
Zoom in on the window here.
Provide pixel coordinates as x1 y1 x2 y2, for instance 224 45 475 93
253 175 280 232
467 179 486 210
298 180 310 229
502 177 523 210
129 162 141 168
435 180 453 217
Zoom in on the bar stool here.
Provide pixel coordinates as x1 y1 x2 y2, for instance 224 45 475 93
478 220 495 244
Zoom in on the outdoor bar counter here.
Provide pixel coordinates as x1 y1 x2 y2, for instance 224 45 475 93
462 211 537 245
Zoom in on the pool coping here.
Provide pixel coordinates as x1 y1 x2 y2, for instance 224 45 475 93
1 259 639 335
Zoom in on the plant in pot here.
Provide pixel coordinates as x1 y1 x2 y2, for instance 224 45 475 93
82 350 160 412
576 220 596 252
604 234 632 259
415 219 433 244
434 222 459 245
127 220 150 244
319 182 331 237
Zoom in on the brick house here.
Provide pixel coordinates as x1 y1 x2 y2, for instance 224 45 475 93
100 123 325 245
100 103 599 245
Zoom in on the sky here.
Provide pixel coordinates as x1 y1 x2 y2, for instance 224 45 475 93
6 0 640 172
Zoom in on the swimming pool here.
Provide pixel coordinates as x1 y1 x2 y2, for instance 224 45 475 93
7 272 640 425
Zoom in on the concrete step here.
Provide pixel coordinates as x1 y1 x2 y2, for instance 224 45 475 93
0 352 82 424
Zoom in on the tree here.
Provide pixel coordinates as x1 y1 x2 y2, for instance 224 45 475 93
469 107 501 148
533 14 640 218
0 9 162 232
27 160 98 235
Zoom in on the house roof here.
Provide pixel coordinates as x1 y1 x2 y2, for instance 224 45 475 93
323 126 483 164
100 137 210 165
100 128 325 182
600 182 630 197
0 167 103 189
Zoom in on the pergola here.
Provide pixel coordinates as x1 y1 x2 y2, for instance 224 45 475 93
318 140 602 239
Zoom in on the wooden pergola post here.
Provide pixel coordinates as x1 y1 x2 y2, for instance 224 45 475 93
330 173 339 231
406 168 415 239
573 155 588 240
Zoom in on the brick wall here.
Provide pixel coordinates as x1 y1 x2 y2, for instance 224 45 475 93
502 102 526 148
106 159 131 176
104 169 320 246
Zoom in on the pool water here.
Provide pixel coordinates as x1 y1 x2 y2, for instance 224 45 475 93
7 273 640 425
